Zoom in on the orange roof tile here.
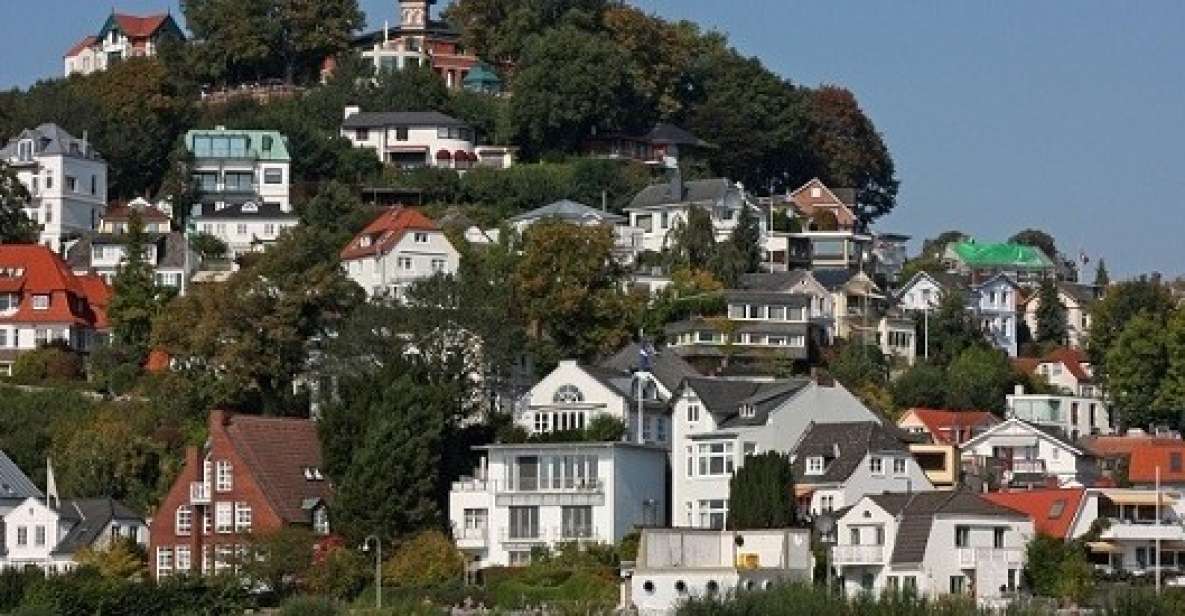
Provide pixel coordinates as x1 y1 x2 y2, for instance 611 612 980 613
1129 444 1185 484
0 245 106 328
113 13 171 39
983 488 1085 539
340 207 439 261
902 408 1000 445
65 36 98 58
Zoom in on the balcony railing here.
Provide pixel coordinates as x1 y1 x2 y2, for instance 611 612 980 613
503 477 602 493
189 481 211 505
832 545 885 565
454 526 488 547
957 547 1023 568
1101 521 1185 541
1009 459 1046 474
497 526 602 543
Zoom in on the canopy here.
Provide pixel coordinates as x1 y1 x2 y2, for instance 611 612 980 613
435 149 452 160
1100 489 1179 506
1087 541 1122 554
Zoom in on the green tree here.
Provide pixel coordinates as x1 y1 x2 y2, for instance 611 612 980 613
920 230 966 259
382 530 464 588
1008 228 1058 262
727 452 795 530
1023 535 1093 603
189 232 228 261
667 205 717 270
1155 310 1185 414
329 375 446 545
1034 277 1068 346
108 211 164 356
443 0 611 65
945 346 1015 414
925 288 983 367
729 204 763 274
1093 259 1110 287
275 0 365 84
73 537 146 580
297 180 373 239
890 364 948 410
240 527 315 598
1088 276 1175 377
0 163 38 243
509 25 635 156
829 343 888 391
1106 313 1170 430
897 255 945 285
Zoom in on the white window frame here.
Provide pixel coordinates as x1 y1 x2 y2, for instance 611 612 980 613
215 460 233 492
175 545 191 572
215 501 233 534
234 502 252 532
687 403 700 422
869 456 883 474
893 457 907 475
806 456 825 475
175 505 192 536
156 547 173 575
32 295 49 310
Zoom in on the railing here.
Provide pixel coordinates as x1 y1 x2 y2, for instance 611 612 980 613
832 545 884 565
957 547 1023 568
1101 522 1185 541
189 481 211 505
503 477 603 493
454 526 488 547
1010 459 1046 474
496 526 601 543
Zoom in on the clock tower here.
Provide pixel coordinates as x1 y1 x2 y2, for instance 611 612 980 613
399 0 434 31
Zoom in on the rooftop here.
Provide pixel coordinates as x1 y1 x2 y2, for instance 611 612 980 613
982 488 1085 539
950 241 1054 269
340 207 440 261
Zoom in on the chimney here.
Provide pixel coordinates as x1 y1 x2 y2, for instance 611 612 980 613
668 167 684 202
344 105 360 120
1013 384 1025 396
209 409 231 429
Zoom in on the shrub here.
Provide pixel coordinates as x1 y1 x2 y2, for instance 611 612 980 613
303 545 371 600
12 347 83 384
278 595 344 616
383 530 464 589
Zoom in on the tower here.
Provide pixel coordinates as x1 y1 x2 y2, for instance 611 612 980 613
400 0 435 30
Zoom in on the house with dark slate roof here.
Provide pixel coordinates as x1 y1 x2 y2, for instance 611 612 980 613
833 491 1033 602
341 107 516 169
791 421 933 517
624 173 760 255
671 373 887 530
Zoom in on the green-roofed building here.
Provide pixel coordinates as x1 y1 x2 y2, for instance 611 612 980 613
943 240 1055 287
462 62 503 95
184 127 298 260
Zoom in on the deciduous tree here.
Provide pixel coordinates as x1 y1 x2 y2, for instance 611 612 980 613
1009 228 1058 262
108 211 166 357
1087 277 1175 377
0 163 38 243
1106 313 1170 430
945 346 1015 414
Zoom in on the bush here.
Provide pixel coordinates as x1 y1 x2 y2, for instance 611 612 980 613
383 530 464 589
278 595 344 616
303 545 370 600
12 347 84 384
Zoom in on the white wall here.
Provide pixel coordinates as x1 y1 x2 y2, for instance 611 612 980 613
962 421 1086 485
344 229 460 300
16 154 107 250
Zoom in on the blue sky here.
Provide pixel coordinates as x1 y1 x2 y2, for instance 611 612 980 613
2 1 1183 277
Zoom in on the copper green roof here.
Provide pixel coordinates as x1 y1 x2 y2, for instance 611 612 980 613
951 241 1053 269
185 128 291 162
463 63 501 87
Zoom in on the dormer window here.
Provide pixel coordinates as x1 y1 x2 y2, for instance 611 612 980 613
414 232 429 244
0 293 19 312
359 235 373 248
241 202 259 214
739 404 755 418
806 456 825 475
16 140 33 162
31 295 49 310
553 385 584 404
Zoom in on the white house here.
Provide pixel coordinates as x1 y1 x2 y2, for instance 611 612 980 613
0 124 107 251
1007 386 1112 441
185 128 296 259
65 199 194 294
340 207 460 300
1020 282 1101 350
625 173 760 255
972 273 1020 358
671 376 884 530
961 418 1098 489
628 528 813 615
791 422 933 517
505 199 642 262
341 107 514 169
832 491 1032 604
1013 348 1102 399
63 12 185 77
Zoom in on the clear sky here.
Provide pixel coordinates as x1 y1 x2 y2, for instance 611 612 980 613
2 1 1182 278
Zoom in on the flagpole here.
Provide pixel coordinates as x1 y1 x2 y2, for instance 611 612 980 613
637 329 645 445
1156 465 1162 595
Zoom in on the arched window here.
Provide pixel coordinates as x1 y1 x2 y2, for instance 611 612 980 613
553 385 584 404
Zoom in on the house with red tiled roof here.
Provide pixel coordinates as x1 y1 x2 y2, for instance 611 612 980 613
340 207 459 300
149 410 333 580
1082 431 1185 488
1012 347 1100 398
64 11 185 77
898 408 1000 446
983 487 1086 539
0 245 111 375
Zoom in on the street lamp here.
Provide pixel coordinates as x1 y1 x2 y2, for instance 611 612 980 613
813 513 836 597
362 534 382 609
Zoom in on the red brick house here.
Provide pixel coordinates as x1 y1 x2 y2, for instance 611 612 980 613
149 410 332 579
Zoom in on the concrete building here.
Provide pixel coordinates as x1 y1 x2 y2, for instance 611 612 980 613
961 418 1098 489
341 108 514 169
1007 386 1112 441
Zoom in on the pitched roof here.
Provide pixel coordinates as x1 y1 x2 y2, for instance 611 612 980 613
1058 282 1101 306
0 450 42 504
507 199 625 225
193 202 295 220
786 178 858 228
793 422 910 484
107 13 174 38
964 418 1084 455
950 241 1055 269
65 36 99 58
629 178 736 209
982 488 1085 539
75 274 111 329
66 232 188 272
340 207 440 261
644 123 711 148
51 497 143 556
342 111 468 129
1012 347 1092 383
218 412 332 524
0 245 108 327
102 201 172 224
738 270 811 293
598 342 700 394
1128 443 1185 484
1080 434 1183 457
811 268 857 292
866 491 1028 564
901 409 1000 445
0 124 102 160
680 377 810 428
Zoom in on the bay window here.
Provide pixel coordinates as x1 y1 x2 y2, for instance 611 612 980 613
695 441 735 476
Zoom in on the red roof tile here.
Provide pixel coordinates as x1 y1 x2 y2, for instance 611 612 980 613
901 408 1000 445
216 411 332 524
145 348 171 373
65 36 98 58
340 207 439 261
0 245 105 327
1128 444 1185 484
1013 347 1091 382
113 13 171 39
76 274 111 329
983 488 1085 539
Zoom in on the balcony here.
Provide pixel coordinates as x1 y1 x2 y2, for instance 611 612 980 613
189 481 211 505
957 547 1023 569
503 477 602 494
496 526 602 544
832 545 885 565
454 526 488 549
1101 521 1185 542
1009 459 1046 474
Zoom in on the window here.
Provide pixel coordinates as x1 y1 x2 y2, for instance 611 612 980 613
395 127 409 141
0 293 18 312
869 457 883 474
508 550 531 566
743 441 756 457
236 223 248 235
562 506 593 538
16 526 27 546
0 330 7 348
806 457 825 475
728 304 745 319
66 176 77 192
176 506 192 536
431 258 446 272
90 175 96 195
175 546 191 572
156 547 173 575
312 507 330 535
949 575 966 594
215 502 233 533
355 128 369 141
463 508 487 532
697 499 727 529
994 527 1005 548
553 384 584 404
660 212 669 229
1172 453 1183 473
687 403 700 422
263 223 276 236
893 458 907 475
32 295 49 310
656 416 666 442
696 442 735 476
16 140 32 161
850 527 860 545
234 502 252 532
414 232 429 243
263 168 283 184
955 525 970 548
769 306 786 320
508 506 539 539
34 525 45 546
875 526 885 545
746 305 766 319
397 256 413 270
215 460 233 492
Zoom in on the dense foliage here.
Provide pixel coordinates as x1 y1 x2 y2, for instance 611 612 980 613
727 452 796 529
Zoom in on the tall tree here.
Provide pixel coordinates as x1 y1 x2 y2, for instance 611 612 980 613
945 346 1015 414
829 343 888 391
1034 277 1068 346
1154 309 1185 416
890 364 948 410
921 230 967 259
444 0 610 64
667 205 717 270
1094 259 1110 287
1105 313 1170 430
1087 277 1175 376
275 0 364 84
727 452 795 530
925 288 984 367
1009 228 1058 262
108 210 165 356
729 204 763 274
0 163 38 243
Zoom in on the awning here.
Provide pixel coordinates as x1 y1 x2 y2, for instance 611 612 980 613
1087 541 1122 554
1100 490 1179 506
794 486 815 498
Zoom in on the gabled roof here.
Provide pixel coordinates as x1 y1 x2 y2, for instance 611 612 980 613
811 268 858 292
462 63 501 87
629 178 737 209
1058 282 1101 306
900 409 999 445
973 272 1021 290
786 178 858 228
340 207 441 261
793 421 910 484
217 412 332 524
897 270 968 297
680 377 811 428
0 450 42 504
51 497 143 556
950 241 1055 269
65 36 99 58
507 199 625 225
0 245 108 328
738 270 812 293
0 124 102 161
103 201 171 224
982 488 1085 539
102 13 178 39
598 342 700 394
342 111 468 129
1012 347 1092 383
864 491 1028 564
963 417 1083 455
